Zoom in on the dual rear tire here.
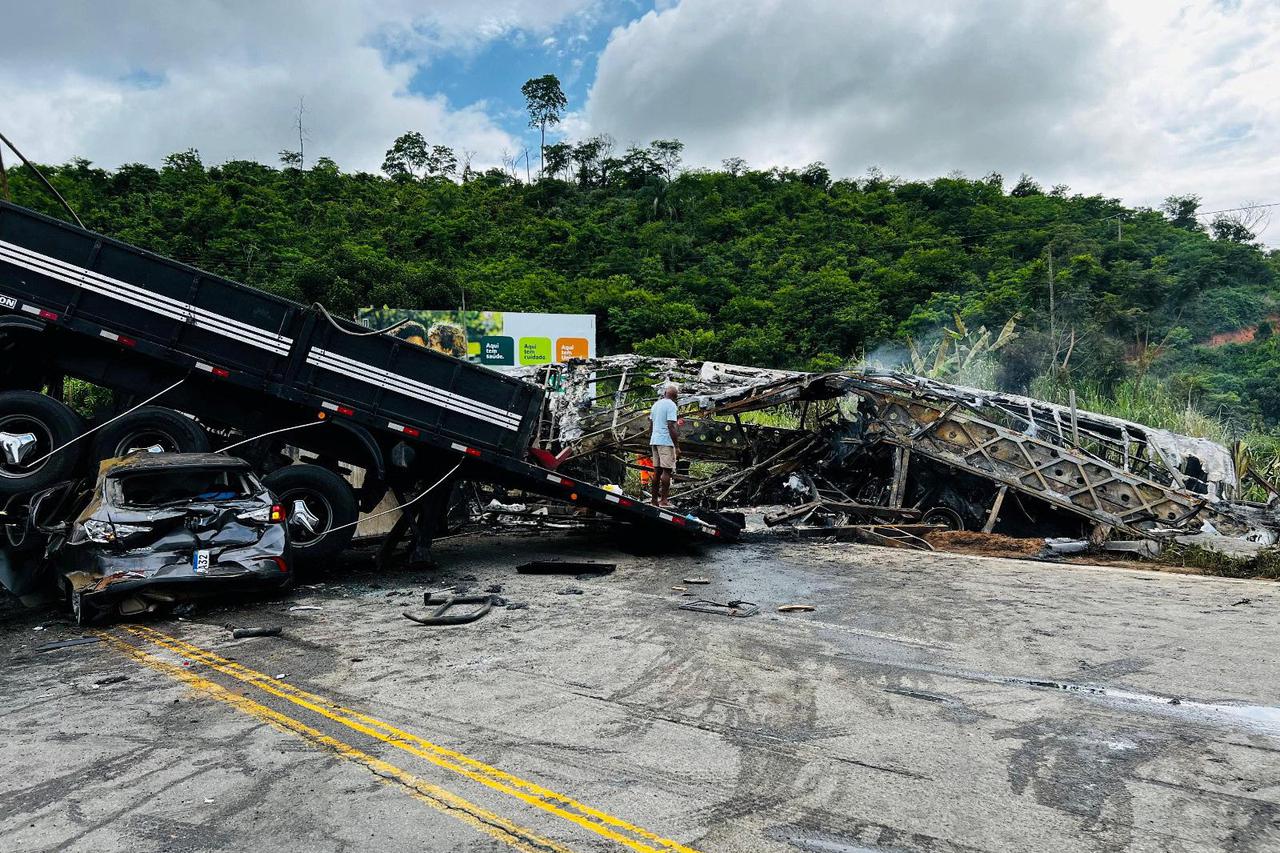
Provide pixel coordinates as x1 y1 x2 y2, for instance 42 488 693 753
0 390 360 567
0 391 85 496
90 406 210 460
0 394 211 497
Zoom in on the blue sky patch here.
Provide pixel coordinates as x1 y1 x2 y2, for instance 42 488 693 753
403 3 645 150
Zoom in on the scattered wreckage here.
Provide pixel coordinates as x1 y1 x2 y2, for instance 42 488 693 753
514 356 1280 555
1 453 292 623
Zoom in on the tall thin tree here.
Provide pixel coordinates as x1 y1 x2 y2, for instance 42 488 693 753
295 97 307 168
521 75 567 178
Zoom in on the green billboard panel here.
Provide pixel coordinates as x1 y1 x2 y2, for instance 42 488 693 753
518 336 552 365
480 335 514 366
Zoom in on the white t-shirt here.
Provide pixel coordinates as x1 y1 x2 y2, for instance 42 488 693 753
649 398 678 446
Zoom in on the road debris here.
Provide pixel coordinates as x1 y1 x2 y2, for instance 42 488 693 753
403 592 495 626
231 626 283 639
516 560 616 575
925 531 1047 558
93 674 129 686
682 577 711 585
777 604 815 613
35 636 100 652
678 599 759 618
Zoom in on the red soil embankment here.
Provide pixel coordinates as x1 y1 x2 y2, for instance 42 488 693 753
1203 314 1280 347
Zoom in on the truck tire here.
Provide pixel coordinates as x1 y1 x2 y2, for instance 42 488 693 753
0 391 84 496
90 406 210 462
263 464 357 566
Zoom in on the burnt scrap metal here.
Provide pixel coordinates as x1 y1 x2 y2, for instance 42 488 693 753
517 357 1280 548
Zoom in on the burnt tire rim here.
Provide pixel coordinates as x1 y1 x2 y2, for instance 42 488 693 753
922 506 965 531
279 488 334 547
0 415 54 479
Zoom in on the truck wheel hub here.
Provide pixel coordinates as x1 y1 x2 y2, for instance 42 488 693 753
0 431 38 466
290 499 323 535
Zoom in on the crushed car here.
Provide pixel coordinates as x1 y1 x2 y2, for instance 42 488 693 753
3 453 292 624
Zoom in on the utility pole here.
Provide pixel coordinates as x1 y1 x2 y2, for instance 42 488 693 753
295 97 306 169
0 144 10 201
1047 246 1057 367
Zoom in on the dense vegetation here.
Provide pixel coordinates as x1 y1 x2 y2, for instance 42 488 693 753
4 145 1279 435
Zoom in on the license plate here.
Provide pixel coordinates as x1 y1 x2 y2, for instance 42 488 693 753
193 550 211 573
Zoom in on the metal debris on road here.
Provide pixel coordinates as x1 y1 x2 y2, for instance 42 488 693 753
36 636 100 652
516 560 616 575
403 592 495 626
678 599 760 618
231 626 283 639
682 577 711 584
777 604 816 613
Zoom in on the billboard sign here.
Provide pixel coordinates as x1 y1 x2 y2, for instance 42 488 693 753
357 309 595 371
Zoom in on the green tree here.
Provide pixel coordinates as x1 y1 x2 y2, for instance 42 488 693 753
544 142 573 180
521 74 567 178
382 132 430 179
1161 194 1204 231
382 133 455 180
648 139 684 181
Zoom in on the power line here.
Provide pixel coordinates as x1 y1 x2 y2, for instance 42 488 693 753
1192 201 1280 218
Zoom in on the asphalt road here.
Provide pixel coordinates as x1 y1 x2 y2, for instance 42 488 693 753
2 530 1279 852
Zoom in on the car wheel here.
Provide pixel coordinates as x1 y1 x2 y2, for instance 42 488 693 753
89 405 210 463
0 391 84 496
262 464 357 566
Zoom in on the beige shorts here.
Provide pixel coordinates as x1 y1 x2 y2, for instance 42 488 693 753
651 445 677 469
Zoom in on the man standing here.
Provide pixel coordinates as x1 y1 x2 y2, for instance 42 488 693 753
649 383 680 507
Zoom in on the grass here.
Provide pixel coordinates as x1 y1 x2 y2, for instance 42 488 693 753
1158 544 1280 580
1027 374 1233 443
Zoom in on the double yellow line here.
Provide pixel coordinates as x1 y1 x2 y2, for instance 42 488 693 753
102 625 700 853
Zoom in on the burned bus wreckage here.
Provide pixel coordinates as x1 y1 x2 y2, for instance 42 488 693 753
515 356 1280 554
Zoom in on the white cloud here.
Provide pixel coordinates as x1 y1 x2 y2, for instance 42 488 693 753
8 0 1279 243
0 0 592 172
582 0 1280 241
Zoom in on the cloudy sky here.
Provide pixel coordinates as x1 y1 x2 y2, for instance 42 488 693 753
3 0 1278 238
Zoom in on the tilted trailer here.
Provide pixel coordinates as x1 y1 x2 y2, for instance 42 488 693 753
0 200 737 583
